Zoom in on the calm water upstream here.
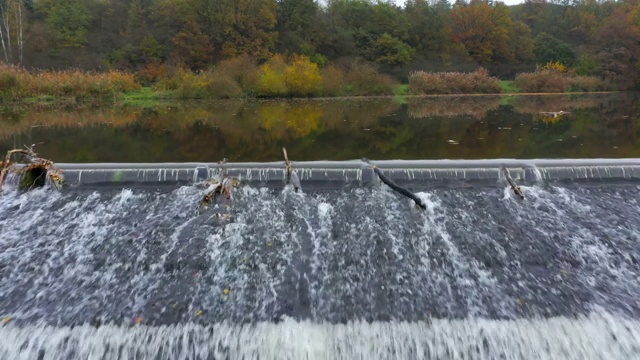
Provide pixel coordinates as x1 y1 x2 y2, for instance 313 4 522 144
1 93 639 162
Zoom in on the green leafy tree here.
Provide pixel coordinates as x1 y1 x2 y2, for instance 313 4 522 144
405 0 449 56
194 0 277 60
374 33 415 65
34 0 92 48
533 32 576 66
276 0 319 55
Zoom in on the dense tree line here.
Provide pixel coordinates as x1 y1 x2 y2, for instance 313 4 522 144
0 0 639 88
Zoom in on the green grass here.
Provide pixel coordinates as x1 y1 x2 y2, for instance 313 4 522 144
394 84 409 96
500 80 522 94
119 87 174 107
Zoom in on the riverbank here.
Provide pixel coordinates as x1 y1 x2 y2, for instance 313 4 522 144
0 63 619 108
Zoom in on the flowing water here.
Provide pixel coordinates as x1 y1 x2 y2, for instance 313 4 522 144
1 166 640 358
1 94 640 358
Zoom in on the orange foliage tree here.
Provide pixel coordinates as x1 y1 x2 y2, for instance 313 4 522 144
172 19 214 71
448 0 514 64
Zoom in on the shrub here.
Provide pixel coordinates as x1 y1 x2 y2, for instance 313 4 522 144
0 65 140 101
345 61 398 96
321 65 346 96
514 69 568 92
136 63 168 86
216 55 260 93
408 68 501 95
567 76 608 92
284 55 322 96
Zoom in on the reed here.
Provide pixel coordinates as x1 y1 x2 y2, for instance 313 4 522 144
0 65 140 102
408 68 501 95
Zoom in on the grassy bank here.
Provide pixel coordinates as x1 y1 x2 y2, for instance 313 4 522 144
500 80 522 93
0 61 616 108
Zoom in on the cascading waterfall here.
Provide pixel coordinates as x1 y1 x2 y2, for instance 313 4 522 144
0 160 639 359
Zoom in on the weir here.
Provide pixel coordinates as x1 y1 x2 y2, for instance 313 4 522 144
1 158 640 359
21 158 640 187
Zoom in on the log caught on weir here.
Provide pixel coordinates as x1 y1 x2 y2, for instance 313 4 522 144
0 146 63 192
362 158 427 210
501 166 524 200
282 147 301 192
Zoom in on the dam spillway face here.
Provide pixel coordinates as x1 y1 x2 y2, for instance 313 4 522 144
0 159 639 359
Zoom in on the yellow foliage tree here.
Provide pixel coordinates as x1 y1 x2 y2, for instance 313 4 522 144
257 54 288 97
537 60 567 73
284 55 322 96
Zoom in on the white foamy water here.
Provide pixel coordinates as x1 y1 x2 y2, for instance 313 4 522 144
1 312 639 360
1 179 640 358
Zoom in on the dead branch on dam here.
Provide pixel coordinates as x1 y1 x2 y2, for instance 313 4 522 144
501 166 525 200
362 158 427 210
282 147 301 192
0 145 64 193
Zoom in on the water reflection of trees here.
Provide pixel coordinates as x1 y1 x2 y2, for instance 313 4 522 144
407 96 501 119
509 94 627 114
1 94 638 162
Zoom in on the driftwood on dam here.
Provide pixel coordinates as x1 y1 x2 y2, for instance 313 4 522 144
282 147 301 192
501 166 525 200
0 145 64 192
197 159 241 223
362 158 427 210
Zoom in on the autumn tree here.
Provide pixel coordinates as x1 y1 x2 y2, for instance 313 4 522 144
594 9 640 89
510 21 534 64
194 0 277 60
448 0 514 64
172 19 213 70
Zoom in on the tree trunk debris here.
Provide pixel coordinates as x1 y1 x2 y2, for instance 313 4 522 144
0 145 64 193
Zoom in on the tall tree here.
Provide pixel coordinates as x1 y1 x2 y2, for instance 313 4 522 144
276 0 320 55
0 0 25 64
405 0 449 57
595 9 640 89
34 0 92 49
171 18 213 70
448 0 514 64
194 0 277 60
533 32 576 65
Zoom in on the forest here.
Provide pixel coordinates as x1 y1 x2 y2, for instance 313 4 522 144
0 0 639 97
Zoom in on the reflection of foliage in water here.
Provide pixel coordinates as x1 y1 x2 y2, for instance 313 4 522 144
408 96 501 119
258 102 323 138
510 94 614 114
0 94 639 161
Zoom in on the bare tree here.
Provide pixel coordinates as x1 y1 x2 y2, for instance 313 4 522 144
0 10 8 63
0 0 25 64
15 0 21 64
1 2 13 63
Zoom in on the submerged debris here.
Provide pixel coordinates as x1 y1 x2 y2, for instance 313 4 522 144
195 159 242 225
282 147 301 192
198 177 240 212
501 166 525 200
0 145 64 193
362 158 427 210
